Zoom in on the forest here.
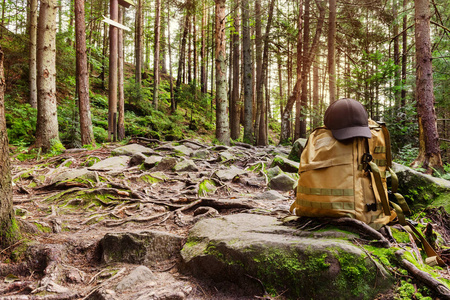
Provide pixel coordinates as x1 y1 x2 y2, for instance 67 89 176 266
0 0 448 173
1 0 450 298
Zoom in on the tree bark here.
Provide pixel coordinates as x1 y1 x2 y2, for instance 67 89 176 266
75 0 94 146
294 0 303 141
108 0 118 141
280 0 325 144
200 0 207 94
401 0 408 106
254 0 262 143
35 0 60 151
167 5 175 113
313 53 320 129
29 0 38 108
256 0 276 146
230 0 240 140
175 11 189 109
393 0 401 106
299 0 310 138
214 0 230 145
153 0 161 110
328 0 336 104
411 0 443 173
118 7 125 140
241 0 253 144
135 0 143 86
0 46 15 248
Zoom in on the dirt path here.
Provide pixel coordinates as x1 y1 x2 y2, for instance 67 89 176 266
1 140 294 299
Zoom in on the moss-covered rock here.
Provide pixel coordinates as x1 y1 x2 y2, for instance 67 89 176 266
288 138 307 163
181 214 393 299
270 155 299 173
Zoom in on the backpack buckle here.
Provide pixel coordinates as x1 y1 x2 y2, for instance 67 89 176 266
362 153 373 171
366 203 377 212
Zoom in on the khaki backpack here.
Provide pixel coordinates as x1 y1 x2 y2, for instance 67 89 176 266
289 120 445 266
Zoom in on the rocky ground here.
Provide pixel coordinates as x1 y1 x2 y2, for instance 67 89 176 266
0 139 301 299
2 138 450 300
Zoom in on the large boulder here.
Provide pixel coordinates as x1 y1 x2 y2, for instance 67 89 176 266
100 231 183 267
392 163 450 211
270 155 299 173
268 173 296 191
89 156 130 171
181 214 393 299
288 138 307 162
112 144 155 156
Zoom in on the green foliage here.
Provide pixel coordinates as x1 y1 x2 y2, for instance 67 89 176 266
57 98 81 148
5 102 37 146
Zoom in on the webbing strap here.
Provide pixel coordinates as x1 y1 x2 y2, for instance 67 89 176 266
404 220 445 267
297 186 354 196
373 159 387 167
390 201 406 226
374 146 386 154
297 199 354 210
380 124 393 168
369 162 391 216
387 167 399 193
393 192 411 216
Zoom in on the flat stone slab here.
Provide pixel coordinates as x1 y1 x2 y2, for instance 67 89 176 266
51 168 98 184
181 214 393 299
112 144 155 156
89 156 130 171
214 166 246 181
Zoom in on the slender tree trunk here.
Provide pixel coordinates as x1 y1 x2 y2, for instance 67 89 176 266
215 0 230 145
411 0 442 173
160 0 167 74
401 0 408 106
29 0 38 108
299 0 310 138
294 0 303 141
200 0 207 94
135 0 143 85
75 0 94 145
328 0 336 103
313 52 319 129
153 0 161 109
167 6 175 113
257 0 275 145
108 0 118 141
35 0 60 151
393 0 400 106
118 8 125 140
230 0 240 140
280 1 325 144
254 0 262 142
193 14 197 85
241 0 253 144
175 12 189 108
0 46 16 248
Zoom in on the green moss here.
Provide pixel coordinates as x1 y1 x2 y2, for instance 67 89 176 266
391 227 411 244
198 179 216 197
140 174 163 184
431 193 450 213
1 217 21 247
34 222 52 233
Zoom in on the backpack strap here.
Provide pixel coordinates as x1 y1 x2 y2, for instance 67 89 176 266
368 161 391 216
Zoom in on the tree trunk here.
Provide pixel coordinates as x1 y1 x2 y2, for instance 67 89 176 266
108 0 118 141
153 0 161 110
75 0 94 146
167 6 175 113
401 0 408 106
0 46 16 248
299 0 310 138
200 0 207 94
256 0 275 146
294 0 303 141
241 0 253 144
411 0 443 173
35 0 60 151
328 0 336 104
118 7 125 140
230 0 240 140
313 53 320 129
29 0 38 108
280 0 325 144
214 0 230 145
254 0 262 143
135 0 143 85
175 12 189 108
393 0 400 106
160 1 167 74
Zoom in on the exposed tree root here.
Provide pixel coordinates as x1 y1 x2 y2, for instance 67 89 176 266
396 250 450 299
